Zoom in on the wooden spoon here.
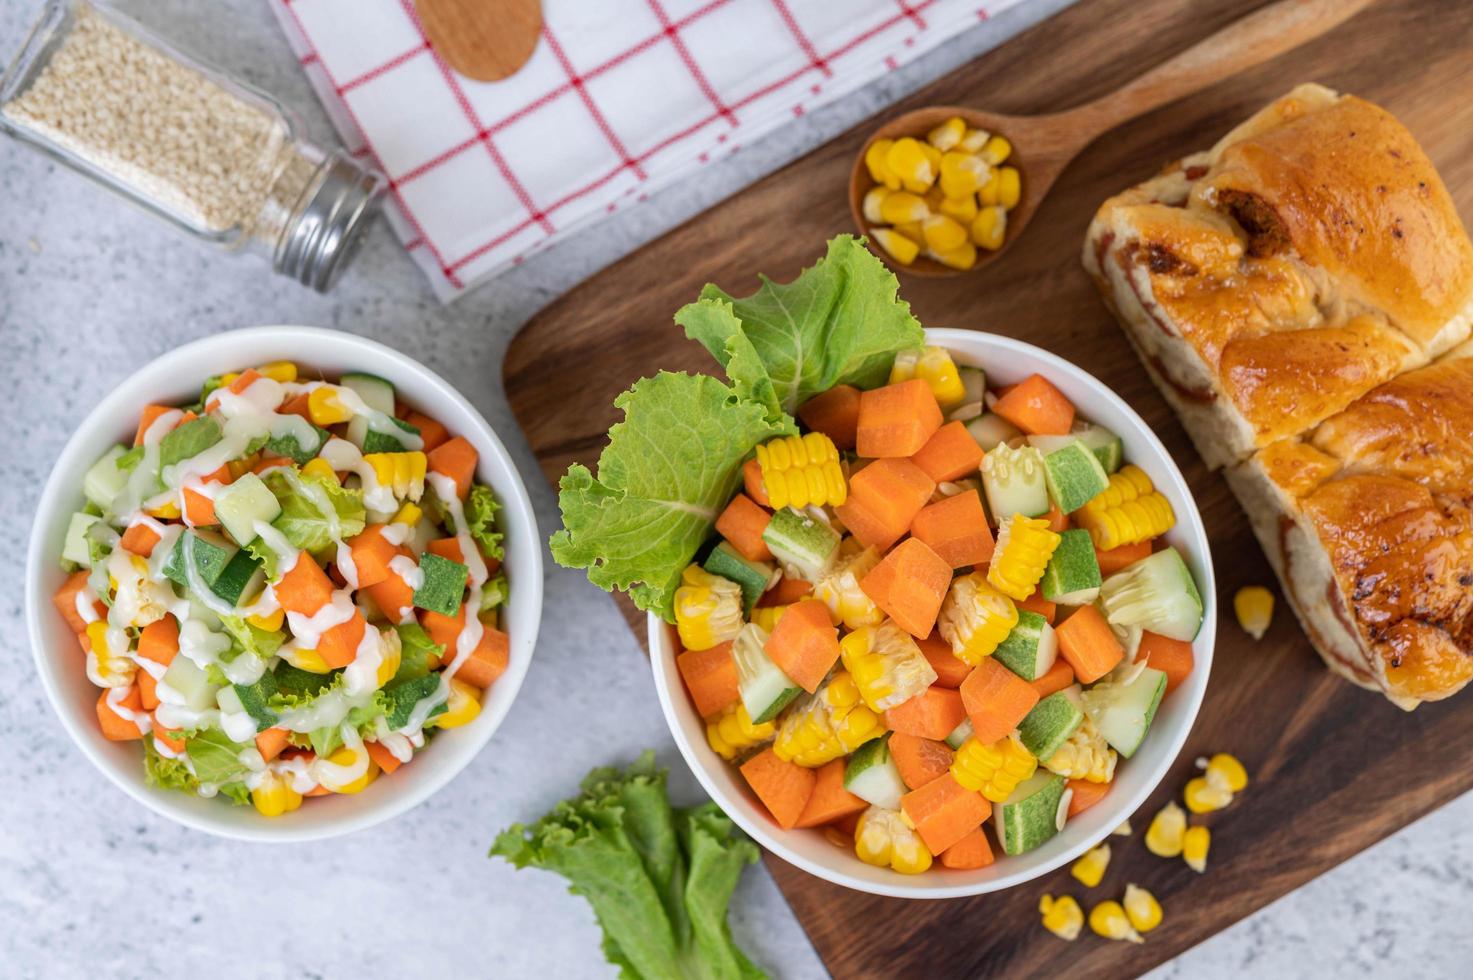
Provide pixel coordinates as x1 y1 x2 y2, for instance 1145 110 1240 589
416 0 543 83
849 0 1378 277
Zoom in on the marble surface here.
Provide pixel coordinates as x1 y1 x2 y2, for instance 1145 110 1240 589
1 1 1468 978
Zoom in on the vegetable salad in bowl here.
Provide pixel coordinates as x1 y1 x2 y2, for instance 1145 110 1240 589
52 360 510 816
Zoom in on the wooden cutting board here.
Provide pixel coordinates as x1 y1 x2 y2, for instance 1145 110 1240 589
505 0 1473 974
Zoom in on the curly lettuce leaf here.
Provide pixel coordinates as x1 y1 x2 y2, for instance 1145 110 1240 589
550 372 788 621
263 469 366 554
678 803 763 980
185 728 252 786
465 484 505 560
220 614 285 660
392 623 441 683
144 740 199 794
679 234 923 415
219 781 252 806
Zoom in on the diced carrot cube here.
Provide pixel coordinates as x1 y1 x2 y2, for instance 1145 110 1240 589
1055 605 1125 684
764 599 840 693
940 826 996 869
365 739 404 774
795 759 868 828
405 410 449 453
1136 631 1195 694
137 615 180 667
427 436 478 498
97 687 145 741
835 457 934 552
347 525 400 588
860 537 951 638
455 626 509 688
1016 591 1057 624
119 521 162 558
134 404 175 445
910 490 994 568
797 384 862 450
677 641 740 717
992 373 1075 435
741 748 816 830
1030 659 1075 698
889 732 955 789
275 553 335 615
1096 539 1153 575
884 686 967 740
916 632 972 688
856 379 944 458
910 421 985 483
758 577 813 607
53 570 103 635
315 612 367 669
1067 778 1111 817
427 537 464 563
960 659 1040 744
743 458 771 508
901 772 991 855
256 727 291 762
715 494 773 563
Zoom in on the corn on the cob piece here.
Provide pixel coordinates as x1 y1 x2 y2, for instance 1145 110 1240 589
1039 894 1084 940
1071 843 1111 888
774 671 883 767
307 385 354 425
840 620 938 712
1234 586 1274 640
1045 714 1118 783
748 604 789 634
1183 825 1211 872
938 572 1019 665
362 451 427 502
889 346 967 409
952 735 1037 803
1123 884 1163 933
1074 465 1175 551
706 702 775 760
1144 800 1187 857
854 806 933 874
755 433 846 510
813 544 884 631
988 515 1061 601
674 565 744 652
1089 900 1143 943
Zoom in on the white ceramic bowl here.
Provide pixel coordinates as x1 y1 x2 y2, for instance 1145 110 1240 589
25 326 543 841
650 328 1215 898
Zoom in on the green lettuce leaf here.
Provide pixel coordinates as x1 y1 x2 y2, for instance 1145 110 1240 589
491 751 764 980
263 469 366 554
219 781 252 806
144 740 199 794
185 728 252 786
159 415 223 469
220 614 285 660
392 623 441 683
270 664 341 702
243 538 279 580
465 484 505 561
678 234 923 416
308 694 386 757
550 372 788 621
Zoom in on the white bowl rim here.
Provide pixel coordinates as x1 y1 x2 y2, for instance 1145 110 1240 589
649 327 1217 898
25 325 543 842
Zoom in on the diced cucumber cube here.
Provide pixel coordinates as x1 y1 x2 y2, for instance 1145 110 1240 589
844 733 906 810
997 771 1068 855
762 507 840 583
992 611 1058 680
1081 665 1167 759
1040 529 1103 605
361 418 420 454
981 443 1049 521
1098 547 1204 641
944 717 974 750
63 512 102 566
341 373 396 447
161 655 219 712
732 623 801 724
413 552 469 617
211 550 263 607
265 424 330 465
159 415 223 469
966 412 1023 452
83 445 132 512
1017 691 1084 760
213 472 282 548
225 672 279 732
704 541 773 616
1071 422 1123 474
1043 440 1110 514
163 529 236 590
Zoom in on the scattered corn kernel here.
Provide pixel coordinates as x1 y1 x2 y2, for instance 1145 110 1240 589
391 502 423 527
1202 752 1249 792
872 227 920 265
323 746 380 793
756 433 847 509
1039 894 1084 941
919 141 942 172
282 645 332 673
1071 843 1111 888
971 205 1007 251
1184 775 1234 814
307 385 354 425
1145 800 1187 857
980 134 1012 165
145 498 181 520
1123 884 1163 933
865 138 899 189
1234 586 1275 640
246 607 285 632
978 168 1002 206
958 127 990 153
1088 900 1143 943
938 194 978 224
927 116 966 151
886 137 935 193
939 151 988 198
1183 825 1211 873
861 185 890 224
996 165 1022 209
1113 819 1133 836
893 219 926 244
922 214 968 253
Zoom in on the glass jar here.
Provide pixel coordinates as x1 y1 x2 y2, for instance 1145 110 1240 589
0 0 386 292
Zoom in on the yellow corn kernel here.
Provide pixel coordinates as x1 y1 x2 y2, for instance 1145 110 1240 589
1234 586 1274 640
872 228 920 266
865 138 900 190
299 457 337 483
996 166 1021 210
755 433 847 509
748 604 788 634
988 515 1061 601
885 137 935 193
1145 800 1187 858
938 572 1018 665
257 360 298 383
430 678 483 729
939 151 988 198
1204 752 1249 792
251 770 304 817
970 205 1008 251
85 621 137 687
938 194 978 224
774 671 883 767
878 190 929 225
1045 715 1117 783
1113 819 1133 837
855 806 933 874
958 127 990 153
840 620 938 712
919 141 942 174
893 219 926 244
307 385 354 425
219 371 240 387
323 746 380 793
246 607 285 632
927 116 966 152
1075 465 1175 551
930 242 977 271
952 735 1037 802
1088 900 1143 943
391 502 423 527
889 346 967 408
145 498 182 520
980 134 1012 165
1123 884 1163 933
363 451 427 503
813 545 884 631
282 644 333 673
1039 894 1084 941
1183 825 1211 872
674 565 744 652
1184 775 1233 814
1071 843 1111 888
706 702 775 760
978 168 1001 206
375 640 402 689
922 214 968 253
861 185 890 224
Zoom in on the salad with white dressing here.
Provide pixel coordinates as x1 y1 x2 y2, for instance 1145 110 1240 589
52 361 509 816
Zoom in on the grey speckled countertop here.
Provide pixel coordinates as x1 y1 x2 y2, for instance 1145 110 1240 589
2 2 1470 978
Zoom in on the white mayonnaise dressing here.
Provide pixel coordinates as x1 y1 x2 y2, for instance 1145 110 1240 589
220 705 258 743
106 686 152 735
252 520 299 578
340 625 387 698
328 386 424 452
285 588 355 649
379 522 411 547
153 678 220 732
318 437 397 514
335 540 359 589
114 408 182 518
74 586 101 625
311 723 370 790
387 554 424 591
152 734 185 758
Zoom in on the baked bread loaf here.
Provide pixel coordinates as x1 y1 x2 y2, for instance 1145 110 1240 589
1084 85 1473 707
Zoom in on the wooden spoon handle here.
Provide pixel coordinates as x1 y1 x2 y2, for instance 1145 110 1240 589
1063 0 1377 137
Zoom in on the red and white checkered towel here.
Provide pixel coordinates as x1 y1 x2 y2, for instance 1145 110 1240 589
271 0 1029 300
